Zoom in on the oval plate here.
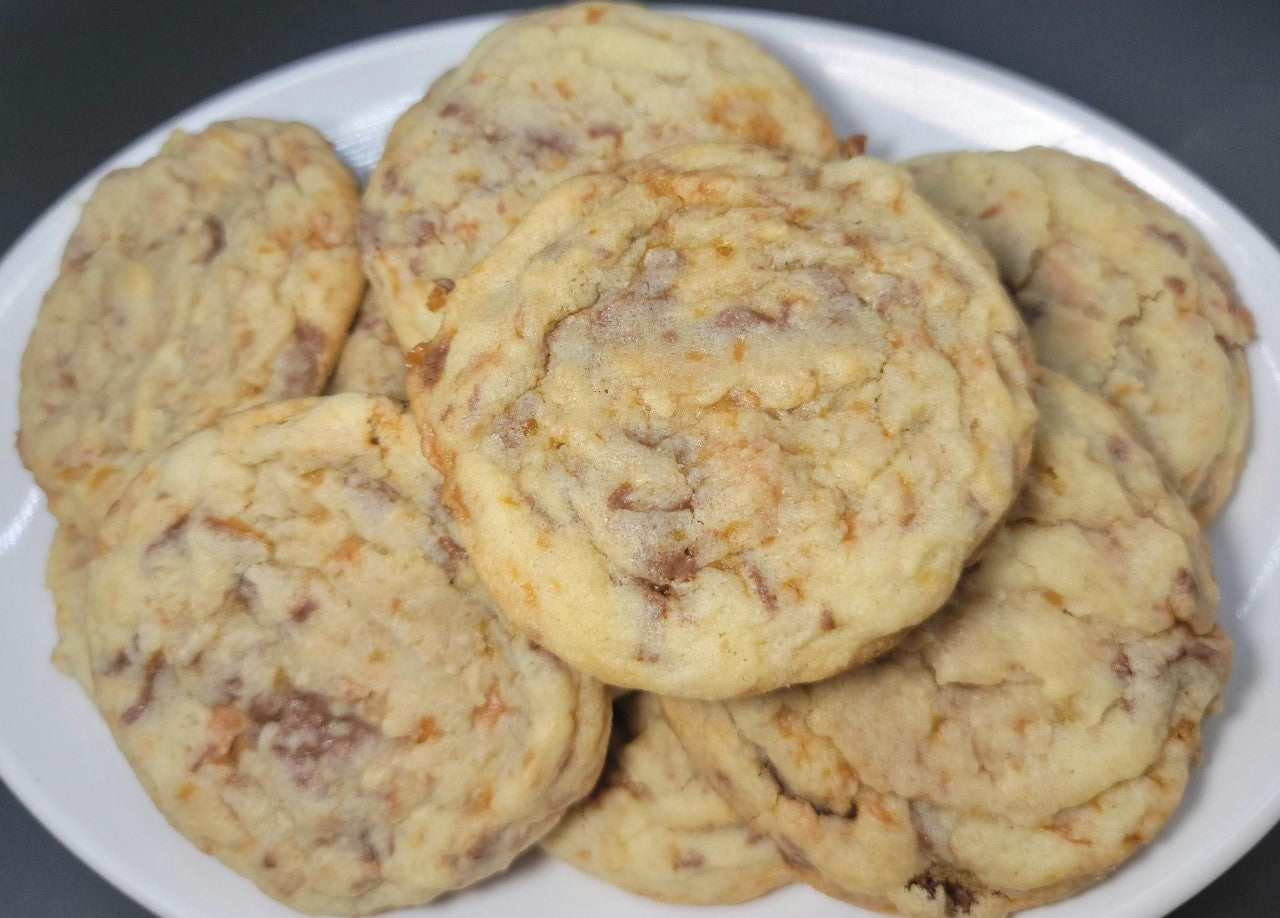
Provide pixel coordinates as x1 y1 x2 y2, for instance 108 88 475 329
1 7 1277 917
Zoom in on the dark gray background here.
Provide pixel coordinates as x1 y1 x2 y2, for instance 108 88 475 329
1 1 1276 915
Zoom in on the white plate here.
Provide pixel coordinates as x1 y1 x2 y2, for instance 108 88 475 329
1 7 1278 918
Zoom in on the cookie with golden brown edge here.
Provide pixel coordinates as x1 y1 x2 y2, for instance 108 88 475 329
360 0 837 350
409 143 1037 699
907 146 1254 522
46 523 95 693
84 395 610 915
543 692 792 903
664 372 1230 917
18 119 364 537
326 290 406 401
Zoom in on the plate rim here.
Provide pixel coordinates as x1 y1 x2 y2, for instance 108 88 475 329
1 5 1278 917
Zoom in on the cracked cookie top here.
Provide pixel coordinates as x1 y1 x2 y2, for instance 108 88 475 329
409 143 1037 698
360 0 836 351
18 119 364 537
664 372 1230 917
907 146 1254 522
83 395 610 915
543 692 793 903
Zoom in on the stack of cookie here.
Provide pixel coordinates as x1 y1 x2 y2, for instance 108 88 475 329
17 3 1251 916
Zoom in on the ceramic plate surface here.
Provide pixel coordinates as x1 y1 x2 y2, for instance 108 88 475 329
1 7 1277 917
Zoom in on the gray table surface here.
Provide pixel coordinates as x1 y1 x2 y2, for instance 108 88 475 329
2 1 1277 915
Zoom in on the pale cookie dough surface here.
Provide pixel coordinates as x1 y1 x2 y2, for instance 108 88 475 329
326 290 406 400
18 118 364 536
907 146 1254 522
361 0 837 350
46 522 95 693
543 692 792 904
83 395 610 915
664 373 1231 917
409 143 1037 699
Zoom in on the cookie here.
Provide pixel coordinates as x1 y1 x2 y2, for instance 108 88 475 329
46 523 95 693
83 394 610 915
361 0 837 350
543 692 792 904
664 372 1231 916
18 118 364 537
408 143 1037 698
326 290 406 400
906 146 1254 522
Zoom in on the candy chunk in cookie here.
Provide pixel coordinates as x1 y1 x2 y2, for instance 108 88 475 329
84 395 610 915
907 146 1254 522
18 118 364 537
664 373 1230 916
544 692 793 903
361 0 837 350
409 143 1037 699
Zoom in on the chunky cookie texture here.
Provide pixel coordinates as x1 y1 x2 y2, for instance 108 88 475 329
326 290 406 401
409 143 1037 698
664 373 1230 917
544 692 792 904
361 0 837 350
907 147 1254 522
84 395 610 915
46 523 95 692
18 118 364 537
